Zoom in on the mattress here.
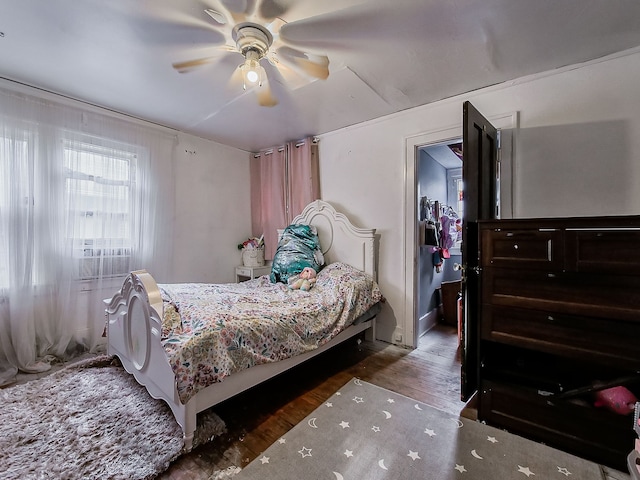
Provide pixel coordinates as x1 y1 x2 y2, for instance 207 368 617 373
159 262 383 403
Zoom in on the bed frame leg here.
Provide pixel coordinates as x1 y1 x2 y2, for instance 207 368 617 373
365 318 376 342
182 403 197 452
183 432 194 452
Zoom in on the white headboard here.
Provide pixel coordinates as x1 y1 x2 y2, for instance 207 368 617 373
285 200 377 279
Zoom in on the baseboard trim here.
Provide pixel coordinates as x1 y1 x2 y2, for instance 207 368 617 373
418 308 440 337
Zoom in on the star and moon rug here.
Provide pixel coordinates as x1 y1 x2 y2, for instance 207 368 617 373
235 378 614 480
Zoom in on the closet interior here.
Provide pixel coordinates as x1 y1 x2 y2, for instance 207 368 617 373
417 141 464 341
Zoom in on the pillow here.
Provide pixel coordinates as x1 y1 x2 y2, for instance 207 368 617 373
270 224 324 284
315 262 373 288
314 262 384 319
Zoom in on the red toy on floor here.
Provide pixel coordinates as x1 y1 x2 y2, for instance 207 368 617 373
593 386 637 415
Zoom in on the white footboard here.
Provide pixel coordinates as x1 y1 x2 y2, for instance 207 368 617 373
104 270 198 450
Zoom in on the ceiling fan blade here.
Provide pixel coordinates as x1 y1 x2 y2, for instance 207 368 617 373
128 6 228 46
277 47 329 80
173 43 239 72
265 17 287 36
227 63 245 89
204 8 228 25
216 0 256 22
194 0 241 24
173 56 219 73
255 77 278 107
276 0 369 25
279 1 442 49
258 0 295 21
266 53 311 90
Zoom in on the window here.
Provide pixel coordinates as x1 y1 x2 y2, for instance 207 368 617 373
456 177 464 223
0 133 30 287
447 168 463 252
64 141 136 280
0 135 137 286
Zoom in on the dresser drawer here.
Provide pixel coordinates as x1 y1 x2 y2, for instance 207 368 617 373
481 304 640 367
481 228 563 269
479 380 633 470
482 268 640 322
566 228 640 274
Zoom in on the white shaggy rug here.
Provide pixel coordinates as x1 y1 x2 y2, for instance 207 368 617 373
0 355 226 480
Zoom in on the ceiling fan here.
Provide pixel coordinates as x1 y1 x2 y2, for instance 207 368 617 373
172 0 331 107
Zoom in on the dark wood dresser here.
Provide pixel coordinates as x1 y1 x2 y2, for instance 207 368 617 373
478 216 640 470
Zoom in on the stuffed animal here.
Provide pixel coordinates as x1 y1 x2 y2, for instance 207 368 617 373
287 267 317 291
593 386 637 415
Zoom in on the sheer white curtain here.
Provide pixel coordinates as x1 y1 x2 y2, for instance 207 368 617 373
0 86 176 386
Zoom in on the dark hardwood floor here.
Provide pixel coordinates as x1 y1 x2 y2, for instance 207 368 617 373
160 324 467 479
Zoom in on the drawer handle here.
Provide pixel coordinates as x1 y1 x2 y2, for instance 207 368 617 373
547 315 554 322
537 390 554 397
513 244 518 250
547 273 556 278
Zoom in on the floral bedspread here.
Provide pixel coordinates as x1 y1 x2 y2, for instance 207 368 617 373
159 262 383 404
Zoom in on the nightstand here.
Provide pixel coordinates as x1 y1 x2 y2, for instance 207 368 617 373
235 264 271 282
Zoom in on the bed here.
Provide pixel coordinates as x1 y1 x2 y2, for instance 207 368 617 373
104 200 381 451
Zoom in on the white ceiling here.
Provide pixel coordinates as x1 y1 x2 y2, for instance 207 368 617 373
425 144 463 170
2 0 640 152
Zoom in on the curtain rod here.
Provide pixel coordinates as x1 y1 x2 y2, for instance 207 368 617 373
253 136 319 157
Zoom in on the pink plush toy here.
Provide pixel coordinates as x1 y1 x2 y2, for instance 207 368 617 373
593 386 637 415
287 267 317 291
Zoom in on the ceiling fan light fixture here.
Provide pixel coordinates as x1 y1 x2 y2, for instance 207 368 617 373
245 68 259 84
240 49 263 88
232 24 273 90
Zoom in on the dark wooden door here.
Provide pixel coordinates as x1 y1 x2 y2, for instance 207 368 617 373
461 101 498 401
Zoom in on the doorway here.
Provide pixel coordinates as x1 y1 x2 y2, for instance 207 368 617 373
403 110 517 350
416 140 463 347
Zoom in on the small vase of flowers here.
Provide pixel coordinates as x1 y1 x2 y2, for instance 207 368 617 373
238 235 265 267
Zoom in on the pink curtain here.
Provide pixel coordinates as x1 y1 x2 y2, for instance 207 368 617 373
251 147 286 259
251 137 320 260
287 139 320 221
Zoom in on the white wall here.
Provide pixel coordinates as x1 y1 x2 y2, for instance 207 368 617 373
171 134 252 284
318 48 640 345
